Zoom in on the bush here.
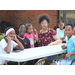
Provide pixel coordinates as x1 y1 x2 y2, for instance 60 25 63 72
0 33 5 41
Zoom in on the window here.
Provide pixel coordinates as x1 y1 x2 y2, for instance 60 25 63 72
59 10 75 26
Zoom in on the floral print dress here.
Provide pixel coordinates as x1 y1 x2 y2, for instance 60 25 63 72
38 28 58 64
38 28 56 46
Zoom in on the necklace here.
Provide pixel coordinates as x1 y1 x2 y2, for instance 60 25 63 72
41 28 49 33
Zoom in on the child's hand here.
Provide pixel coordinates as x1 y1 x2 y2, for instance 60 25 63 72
14 35 18 41
61 45 66 49
7 34 11 40
65 54 71 59
33 28 37 33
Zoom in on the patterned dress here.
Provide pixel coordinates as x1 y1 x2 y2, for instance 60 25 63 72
38 28 58 64
38 28 56 46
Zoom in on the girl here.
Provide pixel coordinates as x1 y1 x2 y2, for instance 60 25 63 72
0 27 24 65
24 24 38 48
56 20 66 43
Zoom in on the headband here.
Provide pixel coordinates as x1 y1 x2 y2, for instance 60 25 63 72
6 28 15 36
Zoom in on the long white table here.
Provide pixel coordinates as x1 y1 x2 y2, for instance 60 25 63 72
0 44 67 65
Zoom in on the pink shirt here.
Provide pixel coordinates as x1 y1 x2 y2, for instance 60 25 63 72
24 33 35 48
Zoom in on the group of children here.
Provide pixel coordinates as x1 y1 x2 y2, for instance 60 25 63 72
0 19 75 65
50 23 75 65
52 20 75 65
0 23 38 65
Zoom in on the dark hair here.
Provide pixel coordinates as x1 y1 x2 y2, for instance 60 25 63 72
57 20 64 25
26 24 32 32
4 27 14 34
18 23 26 29
38 14 50 24
65 23 74 30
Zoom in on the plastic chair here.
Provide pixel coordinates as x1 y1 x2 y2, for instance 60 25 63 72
35 58 47 65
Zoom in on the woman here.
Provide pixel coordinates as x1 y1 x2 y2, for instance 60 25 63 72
38 14 61 65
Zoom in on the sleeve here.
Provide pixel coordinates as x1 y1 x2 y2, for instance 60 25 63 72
0 39 7 50
32 33 35 39
50 29 57 37
12 41 18 48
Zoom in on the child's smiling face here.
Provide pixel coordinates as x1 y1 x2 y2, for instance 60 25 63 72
65 25 73 39
19 25 26 36
8 30 16 40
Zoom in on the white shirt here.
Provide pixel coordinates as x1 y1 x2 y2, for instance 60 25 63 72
0 38 18 64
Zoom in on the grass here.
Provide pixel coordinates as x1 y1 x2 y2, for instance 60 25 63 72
57 53 66 60
0 33 5 41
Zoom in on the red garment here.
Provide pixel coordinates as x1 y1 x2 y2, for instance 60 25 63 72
38 28 57 47
73 30 75 35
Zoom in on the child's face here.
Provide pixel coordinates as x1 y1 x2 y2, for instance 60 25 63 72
65 25 73 39
59 22 64 30
40 20 48 29
19 25 26 36
8 31 16 40
27 25 33 34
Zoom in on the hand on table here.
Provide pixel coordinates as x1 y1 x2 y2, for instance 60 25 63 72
61 45 66 49
48 42 54 46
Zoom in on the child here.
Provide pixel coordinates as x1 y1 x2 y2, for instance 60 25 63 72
50 23 75 65
24 24 38 48
0 27 24 65
17 23 30 49
56 20 66 43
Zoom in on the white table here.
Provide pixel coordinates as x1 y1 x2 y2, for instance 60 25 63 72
0 44 67 65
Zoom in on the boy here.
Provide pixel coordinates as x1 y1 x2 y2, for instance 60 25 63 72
50 23 75 65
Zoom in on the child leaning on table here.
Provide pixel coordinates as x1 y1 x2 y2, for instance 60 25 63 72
0 27 24 65
50 23 75 65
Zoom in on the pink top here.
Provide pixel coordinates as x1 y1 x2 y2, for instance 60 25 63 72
24 33 35 48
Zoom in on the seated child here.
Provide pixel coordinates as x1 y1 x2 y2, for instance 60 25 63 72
50 23 75 65
16 23 31 49
56 20 66 43
0 27 24 65
24 24 38 48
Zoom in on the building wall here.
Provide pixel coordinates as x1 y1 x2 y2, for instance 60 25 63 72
0 10 59 34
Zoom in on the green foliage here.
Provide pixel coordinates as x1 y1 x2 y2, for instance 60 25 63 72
0 33 5 41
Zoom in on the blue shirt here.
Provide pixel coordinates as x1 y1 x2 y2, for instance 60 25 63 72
57 28 64 42
66 35 75 62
